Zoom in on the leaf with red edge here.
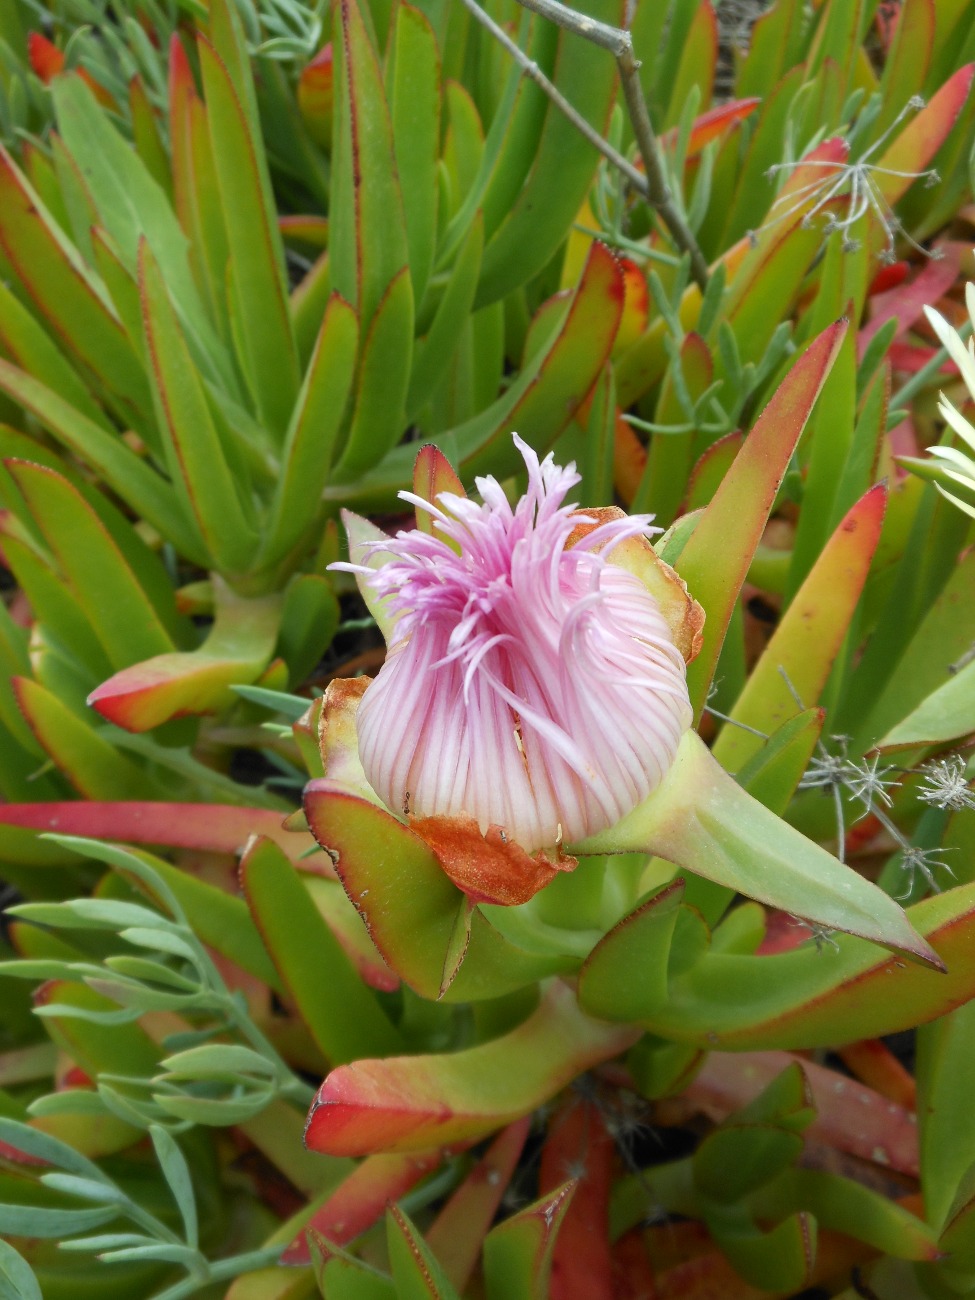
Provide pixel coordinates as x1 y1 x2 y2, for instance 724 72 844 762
875 0 935 135
859 241 963 356
303 875 399 992
473 0 621 309
663 0 717 128
27 37 114 106
328 240 624 508
197 32 299 436
0 147 149 421
5 459 176 671
662 1049 919 1177
387 1204 462 1299
483 1181 576 1300
88 578 281 731
460 240 623 479
685 432 743 511
425 1120 530 1293
168 34 230 333
873 63 975 203
282 1149 445 1265
676 320 848 719
297 42 334 147
240 836 402 1065
138 238 259 574
329 0 409 337
578 881 684 1023
638 330 713 526
0 800 314 862
303 981 639 1157
13 678 151 800
660 98 760 157
714 484 887 772
27 31 64 80
278 214 330 247
412 445 465 537
642 882 975 1050
539 1101 614 1300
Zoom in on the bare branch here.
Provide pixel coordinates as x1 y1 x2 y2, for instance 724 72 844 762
459 0 710 289
456 0 645 193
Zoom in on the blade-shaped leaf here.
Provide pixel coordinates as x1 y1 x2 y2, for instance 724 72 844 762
387 1205 462 1300
483 1182 575 1300
5 460 176 670
713 484 887 772
474 0 621 307
639 881 975 1050
425 1120 530 1293
330 0 410 336
676 320 848 718
262 293 358 567
51 74 223 387
0 145 151 423
281 1149 442 1265
138 240 260 576
390 4 440 308
197 34 299 434
0 361 193 557
240 836 402 1064
13 677 152 799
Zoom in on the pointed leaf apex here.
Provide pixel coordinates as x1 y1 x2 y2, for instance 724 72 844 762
413 445 466 536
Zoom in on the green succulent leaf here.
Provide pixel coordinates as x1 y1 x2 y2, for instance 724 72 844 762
0 1238 42 1300
240 835 403 1064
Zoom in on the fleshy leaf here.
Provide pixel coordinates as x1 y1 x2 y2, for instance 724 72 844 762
713 484 887 772
88 579 281 731
482 1182 576 1300
240 836 402 1064
639 882 975 1050
425 1120 530 1293
282 1149 443 1265
676 320 848 718
574 729 941 969
303 981 638 1155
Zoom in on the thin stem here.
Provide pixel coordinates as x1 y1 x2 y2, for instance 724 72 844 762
461 0 710 289
457 0 645 192
513 0 627 51
617 43 710 289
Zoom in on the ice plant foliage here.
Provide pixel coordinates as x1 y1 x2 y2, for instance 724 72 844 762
338 436 693 854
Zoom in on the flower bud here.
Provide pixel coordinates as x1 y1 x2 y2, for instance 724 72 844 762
332 437 700 897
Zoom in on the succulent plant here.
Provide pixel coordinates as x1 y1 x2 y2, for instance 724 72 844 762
1 0 975 1297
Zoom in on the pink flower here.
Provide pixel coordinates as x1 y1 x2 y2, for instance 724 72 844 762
336 436 696 858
